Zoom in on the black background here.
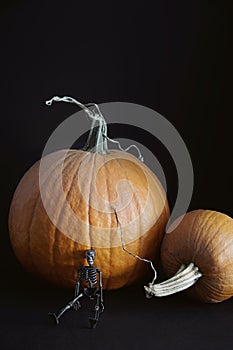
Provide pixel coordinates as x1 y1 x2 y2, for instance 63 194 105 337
0 1 233 349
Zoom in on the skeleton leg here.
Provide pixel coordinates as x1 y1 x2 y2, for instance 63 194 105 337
89 294 101 329
48 293 84 325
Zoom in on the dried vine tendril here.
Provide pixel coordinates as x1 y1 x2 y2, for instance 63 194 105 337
46 96 144 161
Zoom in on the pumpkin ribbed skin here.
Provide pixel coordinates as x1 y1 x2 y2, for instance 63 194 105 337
9 149 169 290
161 210 233 302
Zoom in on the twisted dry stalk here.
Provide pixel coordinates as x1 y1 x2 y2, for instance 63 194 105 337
144 262 202 298
46 96 144 160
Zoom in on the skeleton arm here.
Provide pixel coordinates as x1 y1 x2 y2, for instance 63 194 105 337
72 268 84 310
97 269 104 309
74 268 81 297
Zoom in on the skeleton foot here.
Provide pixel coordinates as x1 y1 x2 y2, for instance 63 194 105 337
89 317 97 329
48 312 59 325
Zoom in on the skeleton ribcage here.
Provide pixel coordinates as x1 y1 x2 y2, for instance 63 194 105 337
80 267 98 287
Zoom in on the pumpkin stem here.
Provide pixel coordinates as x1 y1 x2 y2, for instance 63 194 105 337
46 96 108 153
144 262 202 298
46 96 144 160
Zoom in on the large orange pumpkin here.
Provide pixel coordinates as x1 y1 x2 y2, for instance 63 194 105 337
8 97 169 290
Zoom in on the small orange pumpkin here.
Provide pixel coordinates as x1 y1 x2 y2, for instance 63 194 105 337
160 210 233 302
9 97 169 290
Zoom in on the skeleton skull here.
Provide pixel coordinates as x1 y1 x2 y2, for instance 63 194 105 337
85 250 96 266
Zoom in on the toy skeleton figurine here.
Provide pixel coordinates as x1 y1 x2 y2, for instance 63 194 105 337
48 249 104 328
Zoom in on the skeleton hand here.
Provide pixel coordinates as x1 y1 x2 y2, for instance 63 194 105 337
100 302 104 312
73 301 81 311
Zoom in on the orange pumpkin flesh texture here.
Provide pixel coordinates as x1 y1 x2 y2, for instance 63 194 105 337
161 209 233 303
9 149 169 290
